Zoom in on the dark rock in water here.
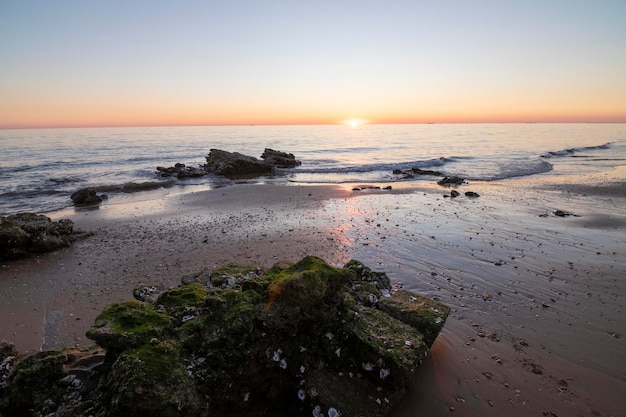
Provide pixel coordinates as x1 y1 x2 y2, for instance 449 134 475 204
260 148 302 168
392 167 442 178
0 256 450 417
204 148 274 178
70 187 103 205
0 213 85 260
437 176 466 186
121 180 174 193
465 191 480 198
450 190 461 198
156 163 207 179
411 167 443 176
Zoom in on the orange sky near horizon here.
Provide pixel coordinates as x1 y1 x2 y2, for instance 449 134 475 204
1 1 625 129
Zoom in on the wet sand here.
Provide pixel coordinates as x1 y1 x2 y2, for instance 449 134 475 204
1 174 624 417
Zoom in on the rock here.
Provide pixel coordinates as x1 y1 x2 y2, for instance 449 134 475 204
70 187 103 205
410 167 443 176
554 210 573 217
0 214 82 260
204 149 274 178
0 256 450 417
156 163 206 179
260 148 302 168
392 167 442 178
437 176 465 186
465 191 480 198
450 190 460 198
0 345 105 417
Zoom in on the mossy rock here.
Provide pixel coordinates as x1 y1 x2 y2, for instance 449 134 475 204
0 346 102 416
86 300 172 351
344 306 427 386
263 256 353 333
209 262 258 288
155 283 208 322
0 350 68 414
344 259 391 290
378 290 451 346
3 256 451 417
305 369 405 417
105 340 203 417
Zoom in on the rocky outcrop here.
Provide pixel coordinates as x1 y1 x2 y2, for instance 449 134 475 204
0 213 86 260
260 148 301 168
0 256 450 417
70 188 104 205
204 149 274 178
156 163 206 179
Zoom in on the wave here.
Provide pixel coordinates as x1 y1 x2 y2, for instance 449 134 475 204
490 159 553 180
286 157 448 174
541 142 612 158
47 176 83 184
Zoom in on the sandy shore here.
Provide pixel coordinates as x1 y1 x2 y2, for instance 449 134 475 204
1 172 624 417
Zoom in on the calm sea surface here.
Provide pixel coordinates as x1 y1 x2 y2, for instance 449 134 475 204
1 123 625 215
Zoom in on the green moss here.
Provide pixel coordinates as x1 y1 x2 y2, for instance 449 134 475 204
210 263 258 287
343 259 391 290
86 301 172 350
0 349 71 415
107 340 202 416
0 218 18 229
262 256 352 334
377 290 451 346
345 306 426 385
155 283 208 321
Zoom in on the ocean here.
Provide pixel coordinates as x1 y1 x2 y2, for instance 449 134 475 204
1 123 625 215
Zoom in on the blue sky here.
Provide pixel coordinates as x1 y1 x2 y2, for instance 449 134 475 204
1 0 625 127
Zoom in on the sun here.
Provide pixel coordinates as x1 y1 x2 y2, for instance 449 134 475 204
344 118 367 128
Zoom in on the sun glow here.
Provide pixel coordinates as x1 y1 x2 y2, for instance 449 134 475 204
344 118 367 128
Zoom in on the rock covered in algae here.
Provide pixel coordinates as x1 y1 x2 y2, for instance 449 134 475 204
0 256 450 417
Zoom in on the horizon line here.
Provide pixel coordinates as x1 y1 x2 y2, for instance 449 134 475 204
2 120 626 130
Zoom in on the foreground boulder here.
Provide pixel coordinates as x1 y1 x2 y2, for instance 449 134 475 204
0 256 450 417
204 149 274 178
0 213 86 260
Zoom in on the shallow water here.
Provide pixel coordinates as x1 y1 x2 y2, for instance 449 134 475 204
1 123 625 214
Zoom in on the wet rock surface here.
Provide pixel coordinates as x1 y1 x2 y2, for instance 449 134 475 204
70 187 104 205
0 213 88 260
437 176 466 186
204 149 274 178
0 256 449 417
260 148 301 168
156 163 207 179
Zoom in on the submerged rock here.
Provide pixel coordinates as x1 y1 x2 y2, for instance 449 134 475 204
0 213 86 260
0 256 450 417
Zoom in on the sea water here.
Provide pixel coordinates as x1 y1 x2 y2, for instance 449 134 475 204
1 123 625 215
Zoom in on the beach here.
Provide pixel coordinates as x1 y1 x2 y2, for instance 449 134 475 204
1 168 625 417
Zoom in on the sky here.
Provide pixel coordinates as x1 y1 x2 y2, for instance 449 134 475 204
1 0 625 128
